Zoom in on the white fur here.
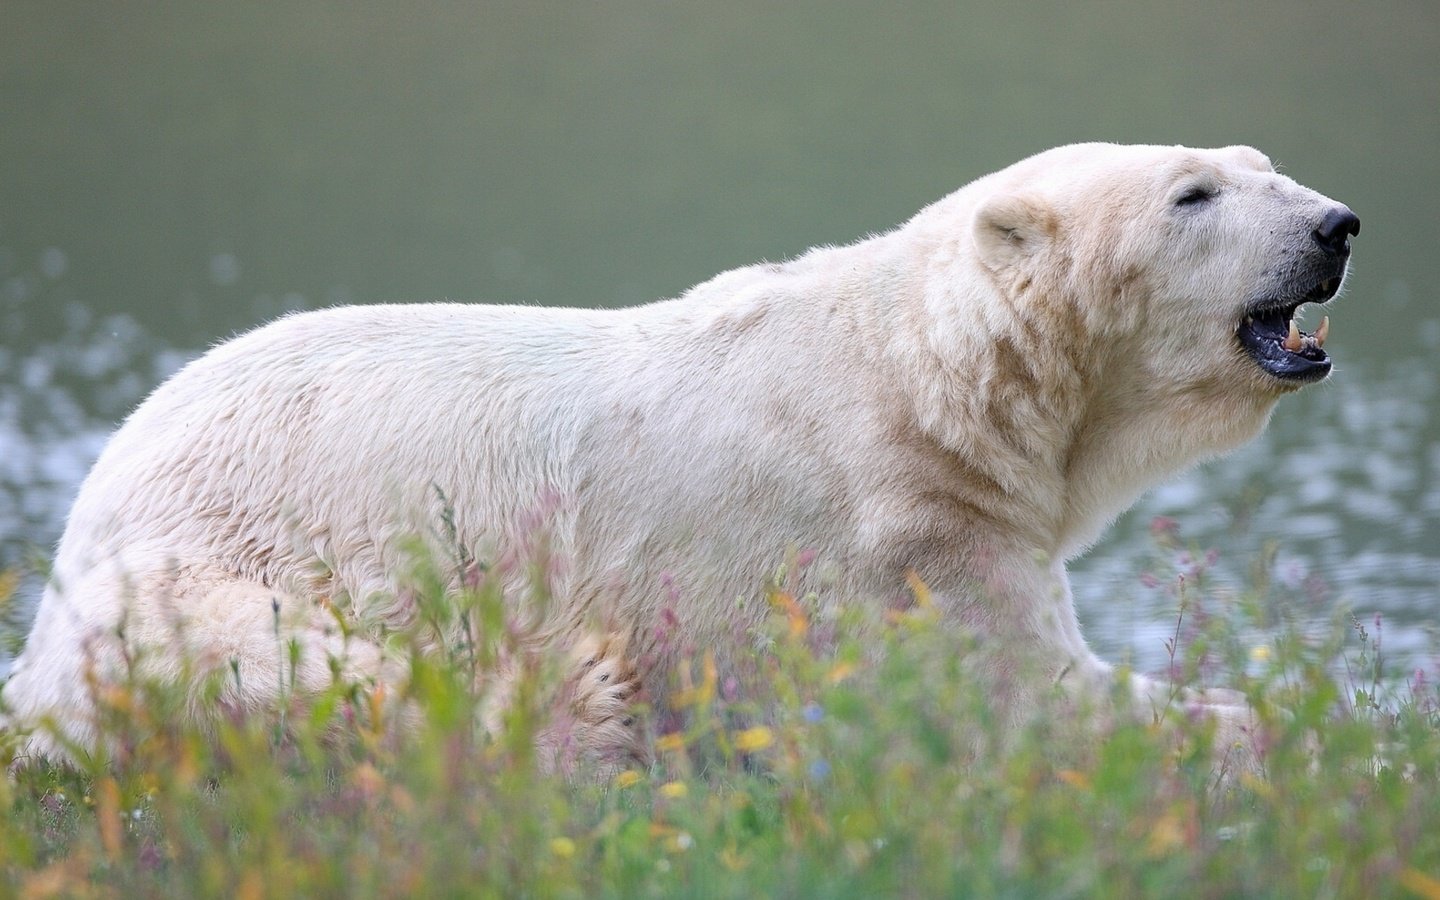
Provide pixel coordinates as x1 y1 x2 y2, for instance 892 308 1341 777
3 143 1350 765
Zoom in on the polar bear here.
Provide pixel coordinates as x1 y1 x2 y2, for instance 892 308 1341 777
2 143 1357 769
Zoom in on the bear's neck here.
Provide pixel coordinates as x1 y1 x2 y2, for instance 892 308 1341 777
872 238 1274 561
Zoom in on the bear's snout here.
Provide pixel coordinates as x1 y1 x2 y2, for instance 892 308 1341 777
1312 205 1360 256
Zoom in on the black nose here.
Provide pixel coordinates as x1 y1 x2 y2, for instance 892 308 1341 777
1313 205 1360 254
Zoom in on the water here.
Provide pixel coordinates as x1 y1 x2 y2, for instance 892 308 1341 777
2 1 1437 673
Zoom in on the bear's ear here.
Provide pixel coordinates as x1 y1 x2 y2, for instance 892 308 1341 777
972 192 1058 271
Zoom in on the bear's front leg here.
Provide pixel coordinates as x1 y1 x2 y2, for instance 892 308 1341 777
933 552 1267 778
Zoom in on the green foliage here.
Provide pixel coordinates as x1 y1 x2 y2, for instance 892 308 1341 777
0 553 1437 898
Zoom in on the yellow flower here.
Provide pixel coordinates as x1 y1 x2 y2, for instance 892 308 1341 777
720 844 748 871
1145 811 1186 857
95 777 123 861
655 732 687 754
659 781 688 799
904 569 933 608
0 569 19 607
1240 772 1274 799
1400 868 1440 900
734 726 774 752
98 684 135 714
614 770 643 789
670 650 718 708
770 589 808 638
550 837 577 858
1250 644 1272 663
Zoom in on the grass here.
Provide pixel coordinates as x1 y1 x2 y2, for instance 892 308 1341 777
0 531 1437 898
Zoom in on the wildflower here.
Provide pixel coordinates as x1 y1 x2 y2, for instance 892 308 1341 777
670 650 717 708
722 675 741 702
802 702 823 723
352 763 386 800
734 726 774 752
1145 811 1186 857
655 732 686 754
720 844 748 872
138 841 165 872
771 590 808 638
0 569 18 606
904 569 933 608
95 777 123 861
1240 772 1274 799
827 661 856 684
1250 644 1272 663
808 759 831 781
1399 868 1440 900
659 781 688 799
98 684 135 714
614 770 643 789
549 837 577 859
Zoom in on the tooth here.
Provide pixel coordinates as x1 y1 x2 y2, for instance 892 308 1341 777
1283 319 1302 352
1314 315 1330 348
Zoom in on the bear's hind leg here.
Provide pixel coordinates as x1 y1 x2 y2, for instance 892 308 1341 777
3 564 396 766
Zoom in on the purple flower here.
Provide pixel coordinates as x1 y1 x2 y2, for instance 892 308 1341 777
722 676 741 702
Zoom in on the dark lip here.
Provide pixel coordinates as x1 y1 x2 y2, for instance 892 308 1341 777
1243 275 1343 320
1237 276 1342 383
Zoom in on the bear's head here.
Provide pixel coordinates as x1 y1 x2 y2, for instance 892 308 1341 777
973 142 1356 393
956 143 1358 550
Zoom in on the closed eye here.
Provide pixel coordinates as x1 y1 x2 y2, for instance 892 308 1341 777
1175 186 1216 207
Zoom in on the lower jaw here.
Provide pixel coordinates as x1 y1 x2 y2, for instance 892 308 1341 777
1238 333 1331 384
1258 359 1331 383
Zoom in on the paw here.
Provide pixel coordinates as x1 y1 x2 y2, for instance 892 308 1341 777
539 633 648 773
1175 701 1272 783
1206 703 1263 774
1188 686 1248 708
570 634 642 725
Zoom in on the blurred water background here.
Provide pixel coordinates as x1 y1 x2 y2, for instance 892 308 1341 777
2 1 1436 673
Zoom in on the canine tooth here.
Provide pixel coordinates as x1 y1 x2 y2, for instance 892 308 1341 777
1314 315 1330 348
1283 319 1302 352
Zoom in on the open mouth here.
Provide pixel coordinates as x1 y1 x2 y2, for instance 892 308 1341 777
1237 276 1342 383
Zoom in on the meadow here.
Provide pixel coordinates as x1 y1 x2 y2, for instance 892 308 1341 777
0 526 1436 899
